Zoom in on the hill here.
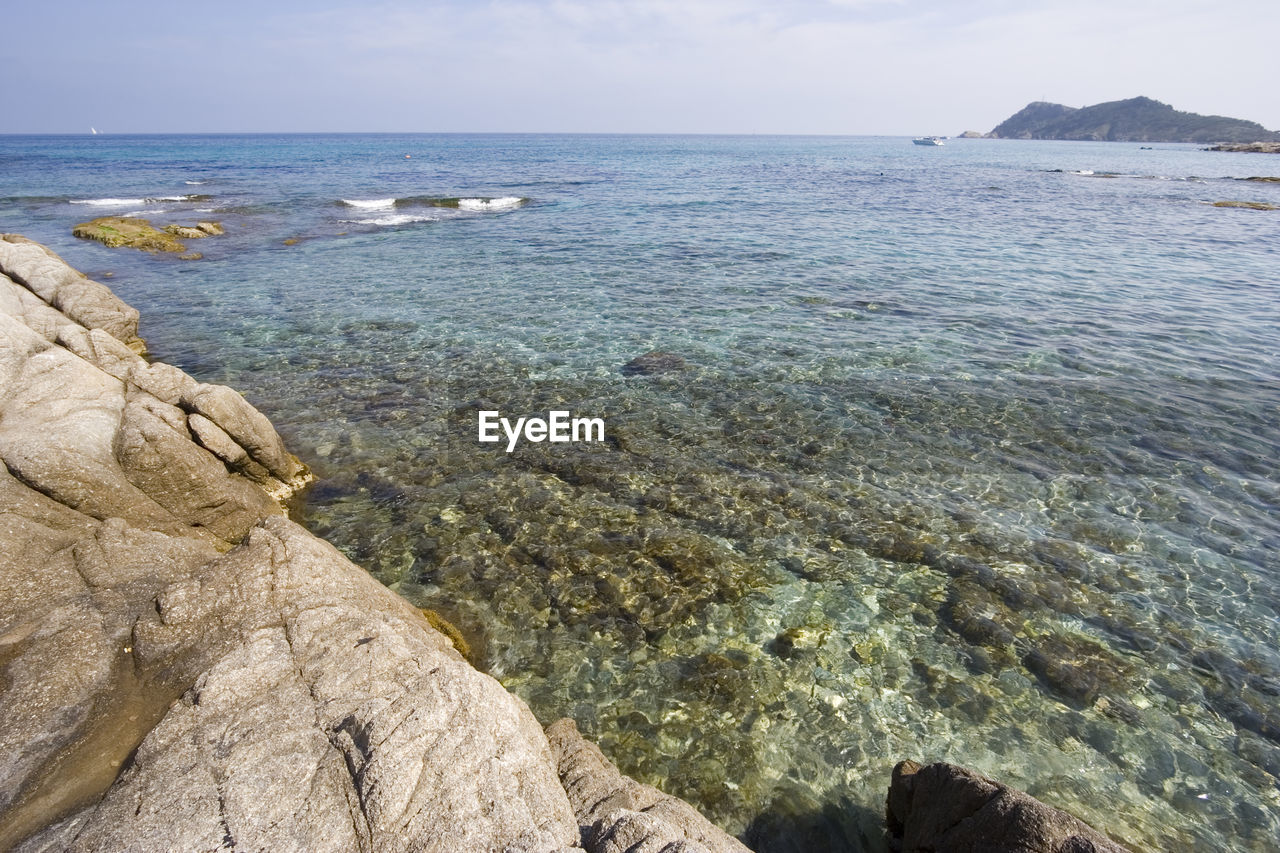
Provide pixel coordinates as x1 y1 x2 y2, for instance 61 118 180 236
987 97 1280 143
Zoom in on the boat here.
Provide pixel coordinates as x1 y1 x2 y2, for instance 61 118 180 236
912 136 945 146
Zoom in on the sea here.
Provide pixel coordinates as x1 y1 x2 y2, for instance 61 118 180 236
2 133 1278 851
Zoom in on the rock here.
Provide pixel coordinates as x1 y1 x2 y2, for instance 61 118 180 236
1211 200 1278 210
886 760 1132 853
546 718 751 853
164 225 208 240
186 411 273 484
181 382 306 484
1207 142 1280 153
14 517 582 853
195 221 225 235
621 350 688 377
72 216 188 253
0 234 144 352
0 311 210 543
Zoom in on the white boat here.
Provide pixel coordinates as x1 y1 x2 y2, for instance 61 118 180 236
912 136 944 146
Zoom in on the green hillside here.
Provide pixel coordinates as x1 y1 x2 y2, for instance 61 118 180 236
988 97 1280 143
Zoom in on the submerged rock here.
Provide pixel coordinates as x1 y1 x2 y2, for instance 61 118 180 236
886 760 1133 853
621 350 688 376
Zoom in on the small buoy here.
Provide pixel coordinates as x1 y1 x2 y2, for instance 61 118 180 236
405 154 411 159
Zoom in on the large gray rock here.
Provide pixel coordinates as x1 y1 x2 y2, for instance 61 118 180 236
0 234 144 353
15 517 582 853
886 760 1133 853
1 237 750 853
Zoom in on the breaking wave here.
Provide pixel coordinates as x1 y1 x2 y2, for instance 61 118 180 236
70 194 210 206
458 196 524 211
337 196 527 211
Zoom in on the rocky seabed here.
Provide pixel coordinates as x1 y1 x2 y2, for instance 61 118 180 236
0 234 1128 852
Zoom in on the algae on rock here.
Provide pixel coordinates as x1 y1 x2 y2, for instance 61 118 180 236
72 216 226 254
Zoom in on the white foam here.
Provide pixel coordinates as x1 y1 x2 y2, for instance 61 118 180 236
185 180 207 185
340 213 442 226
71 195 200 206
71 198 147 207
342 198 397 210
458 196 524 211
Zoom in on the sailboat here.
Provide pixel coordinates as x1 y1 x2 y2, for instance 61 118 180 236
90 127 99 135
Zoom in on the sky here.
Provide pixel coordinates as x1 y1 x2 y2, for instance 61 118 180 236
2 0 1277 135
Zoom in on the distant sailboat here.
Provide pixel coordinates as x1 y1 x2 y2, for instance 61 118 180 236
90 127 99 135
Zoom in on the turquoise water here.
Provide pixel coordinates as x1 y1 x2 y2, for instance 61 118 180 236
3 134 1280 851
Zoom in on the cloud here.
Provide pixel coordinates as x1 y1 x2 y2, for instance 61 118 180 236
3 0 1277 132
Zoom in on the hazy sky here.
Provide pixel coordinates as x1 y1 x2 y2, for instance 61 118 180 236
3 0 1276 135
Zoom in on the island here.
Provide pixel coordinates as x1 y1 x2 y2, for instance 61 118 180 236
981 96 1280 144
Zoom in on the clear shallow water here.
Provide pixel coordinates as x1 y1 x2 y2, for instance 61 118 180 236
3 134 1280 851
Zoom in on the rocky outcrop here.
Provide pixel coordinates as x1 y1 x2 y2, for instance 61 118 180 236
1208 142 1280 154
0 234 749 852
1211 200 1278 210
71 216 224 255
0 235 145 353
886 761 1132 853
